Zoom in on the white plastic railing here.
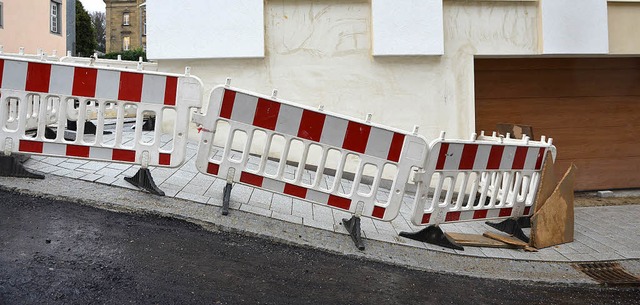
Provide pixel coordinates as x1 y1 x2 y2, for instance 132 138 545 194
60 51 159 71
409 132 556 226
0 55 203 168
193 83 428 221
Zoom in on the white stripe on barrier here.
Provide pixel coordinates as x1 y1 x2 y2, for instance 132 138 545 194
194 85 428 221
409 133 555 226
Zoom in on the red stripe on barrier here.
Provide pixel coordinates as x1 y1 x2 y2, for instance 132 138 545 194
372 206 386 219
118 72 143 102
207 163 219 175
253 98 280 130
25 62 51 93
499 208 513 217
164 76 178 106
421 214 431 224
473 210 488 219
112 149 136 162
512 147 528 170
220 90 236 119
72 67 97 97
342 121 370 153
535 147 545 170
486 145 505 170
459 144 478 170
327 195 351 210
445 211 461 222
284 183 307 199
66 145 90 158
524 206 531 215
19 140 43 153
387 133 405 162
0 59 4 87
159 153 171 165
297 110 326 142
240 172 263 187
435 143 449 170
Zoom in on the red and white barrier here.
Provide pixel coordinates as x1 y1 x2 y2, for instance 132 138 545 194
193 84 428 221
409 132 555 226
0 55 203 167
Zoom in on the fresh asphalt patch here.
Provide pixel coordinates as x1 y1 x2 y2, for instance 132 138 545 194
1 190 638 304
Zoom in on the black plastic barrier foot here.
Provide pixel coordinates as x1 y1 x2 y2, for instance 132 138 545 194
222 183 232 215
518 216 531 229
342 216 365 250
486 218 529 243
124 168 165 196
0 155 45 179
399 225 464 251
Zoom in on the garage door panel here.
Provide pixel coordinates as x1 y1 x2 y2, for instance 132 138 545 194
475 58 640 72
555 158 640 191
476 97 640 129
475 69 640 99
475 57 640 190
549 127 639 160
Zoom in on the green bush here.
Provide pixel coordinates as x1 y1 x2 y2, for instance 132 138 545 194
101 48 147 62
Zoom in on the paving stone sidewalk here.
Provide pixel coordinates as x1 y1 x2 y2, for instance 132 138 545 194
20 134 640 264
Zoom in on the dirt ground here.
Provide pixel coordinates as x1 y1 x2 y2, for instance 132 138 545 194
574 192 640 207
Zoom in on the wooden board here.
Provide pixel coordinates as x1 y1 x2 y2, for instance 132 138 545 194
530 165 576 249
445 232 514 248
474 57 640 191
482 231 537 252
534 151 557 214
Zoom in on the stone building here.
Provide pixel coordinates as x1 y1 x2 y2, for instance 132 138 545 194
103 0 146 53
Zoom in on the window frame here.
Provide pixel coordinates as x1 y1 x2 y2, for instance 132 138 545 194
123 36 131 51
50 0 62 35
0 2 4 29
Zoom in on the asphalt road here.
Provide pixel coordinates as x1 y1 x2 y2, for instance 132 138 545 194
0 190 638 304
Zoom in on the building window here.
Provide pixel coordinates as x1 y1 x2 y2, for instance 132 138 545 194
123 12 130 26
0 2 4 28
143 19 146 36
123 36 130 51
50 1 61 34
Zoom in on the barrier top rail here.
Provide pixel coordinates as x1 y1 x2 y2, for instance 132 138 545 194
60 51 159 71
193 82 429 222
0 55 203 169
0 46 60 61
409 131 556 227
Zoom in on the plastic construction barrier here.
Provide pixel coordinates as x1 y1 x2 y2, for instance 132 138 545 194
0 55 203 193
193 83 428 249
401 132 556 249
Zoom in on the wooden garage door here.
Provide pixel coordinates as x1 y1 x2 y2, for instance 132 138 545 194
475 58 640 191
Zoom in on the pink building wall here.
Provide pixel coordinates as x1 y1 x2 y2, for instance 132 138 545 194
0 0 67 55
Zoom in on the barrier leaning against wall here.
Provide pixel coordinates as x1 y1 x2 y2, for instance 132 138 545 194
192 82 429 249
0 55 203 194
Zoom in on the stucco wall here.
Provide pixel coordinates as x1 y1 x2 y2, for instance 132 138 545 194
157 1 538 144
0 0 66 55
